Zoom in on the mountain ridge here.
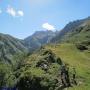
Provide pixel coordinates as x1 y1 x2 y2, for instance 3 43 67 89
0 33 28 64
50 16 90 43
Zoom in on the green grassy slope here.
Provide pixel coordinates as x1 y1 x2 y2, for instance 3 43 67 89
61 24 90 44
45 43 90 90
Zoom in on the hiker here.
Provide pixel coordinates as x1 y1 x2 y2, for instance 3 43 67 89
72 68 77 85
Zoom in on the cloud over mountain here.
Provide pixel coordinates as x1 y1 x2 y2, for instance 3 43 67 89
42 23 55 31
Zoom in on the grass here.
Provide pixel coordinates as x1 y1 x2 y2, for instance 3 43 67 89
45 43 90 90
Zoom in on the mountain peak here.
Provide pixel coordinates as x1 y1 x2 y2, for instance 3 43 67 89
24 30 56 51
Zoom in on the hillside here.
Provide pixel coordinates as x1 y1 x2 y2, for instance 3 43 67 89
49 17 90 89
0 33 28 64
45 43 90 90
14 43 90 90
0 33 29 88
61 19 90 44
51 17 90 44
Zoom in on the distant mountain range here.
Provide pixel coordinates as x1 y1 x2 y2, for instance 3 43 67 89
24 30 57 51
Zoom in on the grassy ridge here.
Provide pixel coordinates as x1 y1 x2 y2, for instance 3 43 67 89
45 43 90 90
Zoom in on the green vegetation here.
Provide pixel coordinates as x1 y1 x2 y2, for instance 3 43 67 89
0 51 28 88
46 43 90 90
0 62 16 87
16 49 62 90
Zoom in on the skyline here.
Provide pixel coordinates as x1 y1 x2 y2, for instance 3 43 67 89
0 0 90 39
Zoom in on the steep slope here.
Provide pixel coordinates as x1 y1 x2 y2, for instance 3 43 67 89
24 30 56 51
51 17 90 43
61 19 90 44
46 17 90 90
0 33 29 87
0 33 28 64
45 43 90 90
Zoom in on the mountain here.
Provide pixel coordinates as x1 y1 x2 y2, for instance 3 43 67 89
0 33 28 64
51 17 90 44
24 30 56 51
0 17 90 90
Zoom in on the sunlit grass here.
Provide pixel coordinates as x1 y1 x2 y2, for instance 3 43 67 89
46 43 90 90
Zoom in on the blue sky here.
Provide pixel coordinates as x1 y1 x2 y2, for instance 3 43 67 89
0 0 90 39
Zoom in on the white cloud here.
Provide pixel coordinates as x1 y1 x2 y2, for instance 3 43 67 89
42 23 55 31
17 10 24 16
6 6 24 17
6 6 16 17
